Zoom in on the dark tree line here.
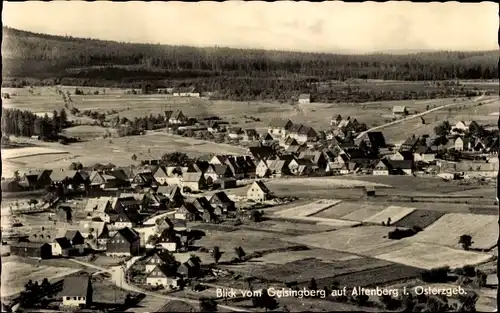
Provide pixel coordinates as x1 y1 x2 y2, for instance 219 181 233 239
2 27 497 92
1 108 70 138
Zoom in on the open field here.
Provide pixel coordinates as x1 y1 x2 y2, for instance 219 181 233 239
311 263 423 289
340 205 388 222
2 132 247 176
393 210 446 229
284 225 412 256
4 86 487 133
62 125 118 139
380 96 497 142
227 256 393 284
2 146 69 160
410 213 498 250
375 242 495 270
273 199 342 218
252 248 361 264
1 260 81 297
193 229 299 264
313 202 385 219
362 205 416 224
269 177 392 188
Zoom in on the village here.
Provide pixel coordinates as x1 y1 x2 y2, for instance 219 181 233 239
1 97 498 312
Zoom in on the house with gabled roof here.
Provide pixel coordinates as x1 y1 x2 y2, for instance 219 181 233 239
392 105 408 117
224 157 244 179
330 114 343 127
373 159 391 176
153 166 170 186
298 93 311 104
18 169 52 190
242 129 259 141
390 151 414 162
146 264 181 289
157 185 185 208
228 127 244 140
210 191 235 212
295 125 318 143
144 250 178 273
266 159 290 177
154 228 180 252
399 136 421 153
106 227 140 257
209 155 230 165
175 202 200 221
131 172 157 188
255 160 271 178
64 230 85 253
283 137 299 150
204 164 233 182
247 180 272 202
61 275 93 308
168 110 188 125
261 133 277 147
454 137 473 152
268 119 293 138
248 146 276 161
182 172 206 192
386 160 414 175
177 255 201 278
288 158 315 176
89 171 118 189
51 237 74 257
413 145 436 163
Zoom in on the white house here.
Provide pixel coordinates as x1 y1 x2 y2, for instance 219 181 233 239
246 180 272 202
50 237 73 257
146 265 180 289
61 276 93 308
454 137 473 151
298 94 311 104
373 160 390 176
268 119 293 138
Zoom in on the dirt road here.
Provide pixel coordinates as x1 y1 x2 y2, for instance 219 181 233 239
356 94 488 140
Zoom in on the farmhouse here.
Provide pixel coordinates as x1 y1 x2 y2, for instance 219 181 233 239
61 275 93 308
204 164 233 181
155 229 180 252
78 221 110 245
146 265 181 289
392 105 408 117
158 185 185 208
182 172 207 192
106 227 140 257
175 203 200 221
288 159 314 176
298 93 311 104
210 191 236 212
177 256 201 278
266 159 290 177
10 242 52 259
413 146 436 162
64 230 86 254
153 166 170 186
228 127 244 140
455 137 473 151
373 160 391 176
131 172 157 188
18 169 52 189
268 119 293 138
247 180 272 202
386 160 414 175
399 136 420 153
89 171 119 189
168 110 188 124
255 160 271 178
248 146 277 161
224 158 245 179
144 249 178 273
261 133 277 147
51 237 74 257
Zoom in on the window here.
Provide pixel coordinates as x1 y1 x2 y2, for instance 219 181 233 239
76 297 80 300
74 297 77 300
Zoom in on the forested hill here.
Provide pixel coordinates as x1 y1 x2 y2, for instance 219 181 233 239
1 26 497 101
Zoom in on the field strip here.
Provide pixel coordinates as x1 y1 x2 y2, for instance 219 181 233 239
409 213 498 251
356 93 487 139
274 199 343 218
269 177 392 188
374 242 495 270
362 206 416 224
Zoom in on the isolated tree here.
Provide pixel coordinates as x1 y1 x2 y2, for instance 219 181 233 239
212 246 222 264
234 246 246 261
458 234 473 251
131 154 138 161
253 289 279 312
251 210 264 222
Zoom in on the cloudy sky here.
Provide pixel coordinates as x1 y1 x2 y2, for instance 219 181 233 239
2 1 497 53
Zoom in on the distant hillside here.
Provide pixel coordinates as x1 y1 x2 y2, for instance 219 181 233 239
1 26 496 102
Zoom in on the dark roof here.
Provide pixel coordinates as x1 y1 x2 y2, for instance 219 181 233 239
387 160 413 169
248 146 276 160
115 227 139 243
397 151 414 160
288 123 303 133
210 191 233 203
61 275 91 297
164 110 174 119
268 119 292 128
367 132 387 148
109 169 130 181
54 237 72 249
192 197 213 212
64 230 81 241
11 242 50 248
211 164 231 176
179 202 199 215
254 180 271 194
298 125 316 136
414 145 432 154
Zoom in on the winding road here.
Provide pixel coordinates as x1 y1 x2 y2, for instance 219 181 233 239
69 258 248 312
355 94 489 140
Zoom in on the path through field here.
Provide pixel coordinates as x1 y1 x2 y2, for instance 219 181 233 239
356 93 487 139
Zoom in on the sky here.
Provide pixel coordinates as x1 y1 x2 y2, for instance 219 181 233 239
2 1 498 53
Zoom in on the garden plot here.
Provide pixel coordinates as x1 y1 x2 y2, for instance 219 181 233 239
410 213 498 250
252 248 362 265
340 205 387 221
313 202 385 219
375 242 495 270
284 225 411 256
274 199 342 218
362 206 416 224
393 210 446 229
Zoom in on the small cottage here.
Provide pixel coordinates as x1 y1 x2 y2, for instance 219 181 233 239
61 275 93 308
246 180 272 202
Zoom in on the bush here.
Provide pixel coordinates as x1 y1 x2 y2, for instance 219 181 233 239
420 266 450 283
